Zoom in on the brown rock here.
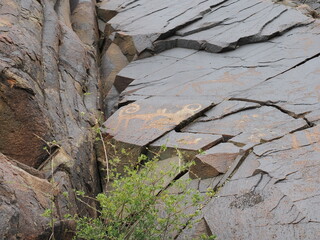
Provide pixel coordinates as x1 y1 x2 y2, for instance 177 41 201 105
0 72 50 167
100 42 129 116
71 0 99 47
1 0 101 230
177 217 213 240
149 131 222 161
190 143 241 179
0 153 54 239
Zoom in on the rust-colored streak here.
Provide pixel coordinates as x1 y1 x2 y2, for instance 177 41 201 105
177 137 202 145
301 37 314 52
305 127 320 152
7 79 16 88
291 134 300 149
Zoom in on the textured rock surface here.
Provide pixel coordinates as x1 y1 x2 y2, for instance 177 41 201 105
1 0 101 238
190 143 242 179
0 153 54 240
2 0 320 238
100 0 320 239
204 126 320 239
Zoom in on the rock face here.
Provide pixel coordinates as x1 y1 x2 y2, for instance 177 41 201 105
2 0 320 238
99 0 320 239
0 153 53 240
204 126 320 239
1 0 101 238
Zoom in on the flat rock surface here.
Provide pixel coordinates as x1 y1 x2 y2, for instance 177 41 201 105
150 131 222 151
204 126 320 239
100 0 320 238
183 106 308 146
104 96 213 146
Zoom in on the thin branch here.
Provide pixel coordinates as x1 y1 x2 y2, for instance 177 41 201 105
99 129 110 183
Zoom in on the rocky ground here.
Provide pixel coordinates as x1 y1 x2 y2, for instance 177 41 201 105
1 0 320 239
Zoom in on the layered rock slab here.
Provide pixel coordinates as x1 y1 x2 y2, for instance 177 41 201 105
149 131 222 164
100 0 320 238
99 0 226 57
234 55 320 122
190 143 243 179
156 0 313 53
183 106 308 146
104 96 214 146
203 125 320 239
119 23 320 102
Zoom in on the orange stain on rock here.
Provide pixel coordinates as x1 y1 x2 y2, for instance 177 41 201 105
113 103 202 131
7 79 16 88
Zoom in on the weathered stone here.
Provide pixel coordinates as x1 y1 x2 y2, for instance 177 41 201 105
0 73 50 167
0 0 50 167
157 0 313 53
0 0 102 236
149 131 222 161
98 1 320 237
71 0 99 47
150 157 182 194
176 217 213 240
0 153 53 240
120 22 320 101
3 0 320 237
196 100 260 122
101 0 224 55
103 96 214 146
100 42 129 101
234 55 320 122
203 126 320 239
104 85 120 118
190 143 242 179
38 148 74 178
55 0 72 28
184 106 307 146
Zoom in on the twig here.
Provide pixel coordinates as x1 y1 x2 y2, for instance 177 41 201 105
98 129 110 182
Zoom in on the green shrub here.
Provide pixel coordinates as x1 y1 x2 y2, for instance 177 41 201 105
71 154 214 240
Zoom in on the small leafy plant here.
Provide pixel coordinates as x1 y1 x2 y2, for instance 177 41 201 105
70 152 214 240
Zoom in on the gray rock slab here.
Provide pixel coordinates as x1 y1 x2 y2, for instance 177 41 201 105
234 55 320 120
176 217 213 240
190 143 242 179
183 106 307 146
203 126 320 239
196 100 260 122
100 42 129 97
157 0 312 53
120 23 320 102
98 0 320 237
150 131 222 151
103 96 214 146
253 125 320 157
99 0 226 54
148 131 222 161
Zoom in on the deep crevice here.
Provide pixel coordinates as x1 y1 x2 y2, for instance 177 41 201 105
175 102 216 132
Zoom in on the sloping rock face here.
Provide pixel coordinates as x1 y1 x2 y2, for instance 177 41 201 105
0 0 101 238
100 0 320 239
